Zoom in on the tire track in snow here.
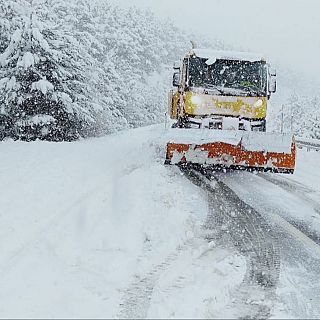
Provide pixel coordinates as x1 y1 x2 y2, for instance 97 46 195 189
256 173 320 251
181 167 320 318
182 167 280 319
214 170 320 258
119 166 281 319
258 173 320 214
209 170 320 317
118 239 195 319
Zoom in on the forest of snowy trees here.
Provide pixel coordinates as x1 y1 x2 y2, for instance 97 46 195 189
0 0 319 141
0 0 195 140
272 94 320 139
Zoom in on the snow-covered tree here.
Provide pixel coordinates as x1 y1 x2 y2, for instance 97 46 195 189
309 97 320 139
276 93 320 138
310 117 320 139
0 0 100 140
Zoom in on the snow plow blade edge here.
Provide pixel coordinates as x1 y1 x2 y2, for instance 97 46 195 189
165 136 296 174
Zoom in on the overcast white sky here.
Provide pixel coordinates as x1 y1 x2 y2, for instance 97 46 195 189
110 0 320 84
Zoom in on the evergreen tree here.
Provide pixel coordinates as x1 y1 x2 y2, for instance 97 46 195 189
0 0 97 140
310 117 320 139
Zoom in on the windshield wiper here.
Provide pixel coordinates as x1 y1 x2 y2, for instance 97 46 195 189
203 84 224 95
242 86 262 96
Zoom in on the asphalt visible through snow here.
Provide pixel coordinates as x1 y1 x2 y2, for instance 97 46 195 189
210 169 320 318
182 168 280 319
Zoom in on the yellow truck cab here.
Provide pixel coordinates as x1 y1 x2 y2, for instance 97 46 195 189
169 49 277 132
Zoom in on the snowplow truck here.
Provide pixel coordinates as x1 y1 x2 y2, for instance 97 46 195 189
165 49 296 173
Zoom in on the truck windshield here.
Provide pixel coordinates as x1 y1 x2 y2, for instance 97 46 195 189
188 57 267 96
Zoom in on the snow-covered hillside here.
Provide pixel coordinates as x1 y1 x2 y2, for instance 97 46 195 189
0 125 207 317
1 125 320 318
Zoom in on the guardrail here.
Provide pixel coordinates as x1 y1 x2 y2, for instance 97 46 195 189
296 137 320 152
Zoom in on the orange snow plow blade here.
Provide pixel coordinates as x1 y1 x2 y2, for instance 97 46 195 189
165 129 296 174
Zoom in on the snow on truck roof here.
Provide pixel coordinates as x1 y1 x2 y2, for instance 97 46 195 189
190 49 266 64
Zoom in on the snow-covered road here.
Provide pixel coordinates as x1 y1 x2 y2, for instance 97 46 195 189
213 149 320 318
1 125 320 318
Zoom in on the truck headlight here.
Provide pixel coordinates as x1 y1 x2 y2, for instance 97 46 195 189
191 96 202 105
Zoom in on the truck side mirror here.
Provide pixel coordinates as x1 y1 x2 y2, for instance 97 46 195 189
268 67 276 93
173 61 181 69
172 71 180 87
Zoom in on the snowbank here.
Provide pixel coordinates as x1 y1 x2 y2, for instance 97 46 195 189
0 125 245 318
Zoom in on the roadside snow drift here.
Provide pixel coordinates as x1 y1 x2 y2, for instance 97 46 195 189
0 125 246 318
